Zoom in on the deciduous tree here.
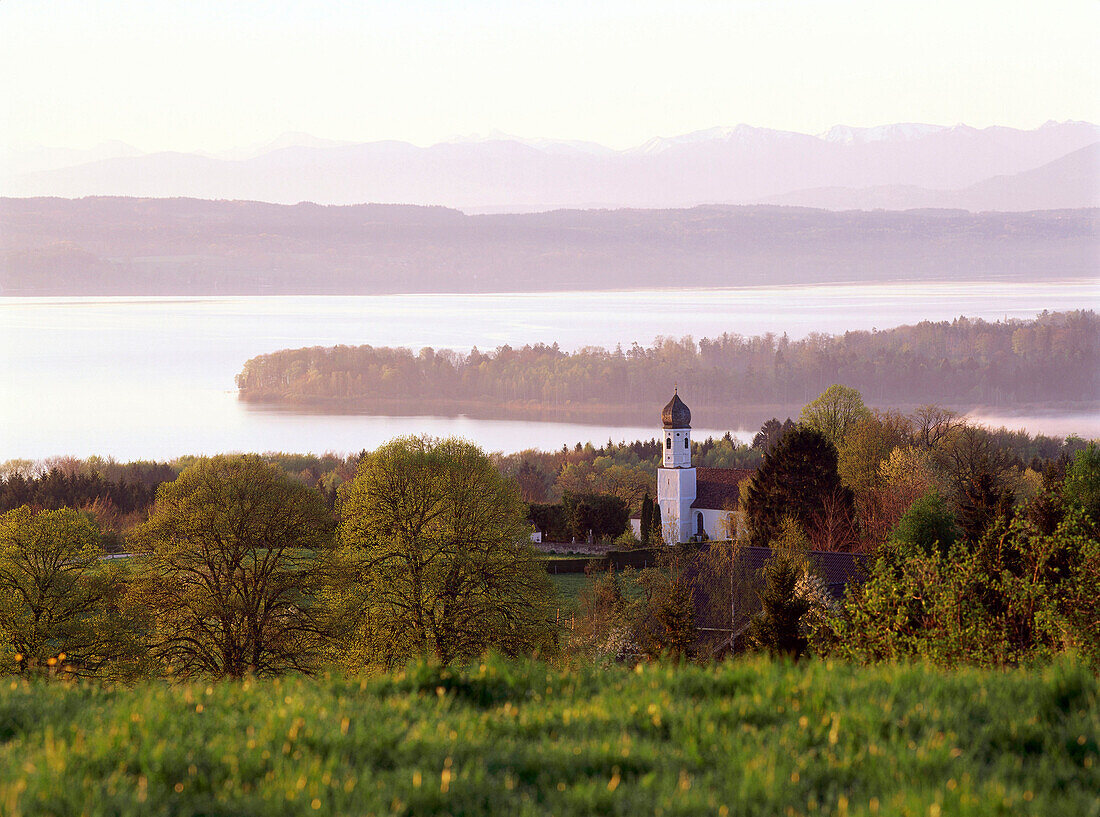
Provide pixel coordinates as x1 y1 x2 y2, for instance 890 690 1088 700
335 437 555 667
799 385 870 448
131 455 334 679
0 506 140 678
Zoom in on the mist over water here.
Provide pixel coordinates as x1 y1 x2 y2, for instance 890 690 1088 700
1 282 1096 461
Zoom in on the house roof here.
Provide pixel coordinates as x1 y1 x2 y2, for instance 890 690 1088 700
690 467 755 510
733 546 869 596
685 544 871 647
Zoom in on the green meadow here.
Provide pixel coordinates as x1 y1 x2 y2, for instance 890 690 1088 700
1 658 1095 817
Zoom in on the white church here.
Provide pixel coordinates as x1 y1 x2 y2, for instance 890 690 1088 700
638 391 754 544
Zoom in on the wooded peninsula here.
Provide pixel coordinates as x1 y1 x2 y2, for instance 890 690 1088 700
236 310 1099 422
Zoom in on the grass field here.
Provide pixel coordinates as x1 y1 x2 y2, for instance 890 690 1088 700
1 658 1095 816
550 573 591 614
550 570 645 616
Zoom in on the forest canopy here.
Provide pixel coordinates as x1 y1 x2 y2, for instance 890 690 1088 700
236 310 1098 419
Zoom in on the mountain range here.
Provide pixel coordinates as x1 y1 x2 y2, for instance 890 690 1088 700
3 122 1097 212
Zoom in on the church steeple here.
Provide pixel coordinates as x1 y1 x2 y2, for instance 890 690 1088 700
661 389 692 429
661 390 692 468
657 390 697 543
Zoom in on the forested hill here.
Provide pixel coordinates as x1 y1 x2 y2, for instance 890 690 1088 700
2 197 1096 294
236 310 1099 421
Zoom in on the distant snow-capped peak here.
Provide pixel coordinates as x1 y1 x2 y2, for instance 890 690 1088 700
820 123 948 145
445 130 613 155
627 124 803 155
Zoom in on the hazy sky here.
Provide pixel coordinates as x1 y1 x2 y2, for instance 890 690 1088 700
2 0 1096 152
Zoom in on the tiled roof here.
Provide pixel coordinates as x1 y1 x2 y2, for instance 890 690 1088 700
733 546 869 595
690 467 755 510
685 544 871 647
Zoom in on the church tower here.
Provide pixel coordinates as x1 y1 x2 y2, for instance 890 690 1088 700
656 391 695 544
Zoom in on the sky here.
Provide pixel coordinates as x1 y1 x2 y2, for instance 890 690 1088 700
1 0 1097 152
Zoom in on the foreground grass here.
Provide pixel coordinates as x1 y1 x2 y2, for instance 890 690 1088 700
0 658 1096 817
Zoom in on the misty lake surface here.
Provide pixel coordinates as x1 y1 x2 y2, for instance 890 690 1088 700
1 281 1097 462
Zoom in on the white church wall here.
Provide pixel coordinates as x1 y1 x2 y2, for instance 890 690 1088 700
693 508 743 541
662 427 692 468
657 466 695 544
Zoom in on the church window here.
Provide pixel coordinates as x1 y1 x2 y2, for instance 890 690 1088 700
684 437 689 449
665 437 671 449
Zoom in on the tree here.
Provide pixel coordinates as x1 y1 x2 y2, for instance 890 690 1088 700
556 460 651 514
562 492 629 542
336 436 555 667
742 425 853 547
639 493 653 547
912 405 963 450
930 423 1019 544
858 445 937 549
514 459 554 503
751 418 794 453
130 455 334 679
649 575 696 661
837 411 913 499
1062 442 1100 524
573 567 632 662
748 550 810 659
0 506 140 678
693 539 762 656
631 546 697 662
799 385 871 448
832 502 1100 668
888 491 959 557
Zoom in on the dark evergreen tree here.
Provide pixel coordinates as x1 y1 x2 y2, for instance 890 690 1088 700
742 425 852 547
639 493 653 547
957 472 1014 547
748 552 810 659
570 500 595 542
654 577 696 662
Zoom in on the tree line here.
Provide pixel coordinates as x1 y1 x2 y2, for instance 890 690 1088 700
575 390 1099 668
235 310 1098 411
2 387 1096 679
1 440 556 680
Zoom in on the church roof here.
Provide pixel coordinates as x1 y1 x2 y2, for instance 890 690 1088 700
690 467 755 510
661 392 691 428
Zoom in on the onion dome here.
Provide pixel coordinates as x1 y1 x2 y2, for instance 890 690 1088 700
662 391 691 428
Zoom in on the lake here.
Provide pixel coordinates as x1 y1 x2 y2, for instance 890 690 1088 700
1 281 1097 462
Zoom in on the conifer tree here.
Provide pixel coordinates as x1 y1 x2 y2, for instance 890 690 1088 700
748 551 810 659
743 425 852 547
640 493 653 547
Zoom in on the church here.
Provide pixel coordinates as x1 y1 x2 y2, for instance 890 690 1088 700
638 391 755 544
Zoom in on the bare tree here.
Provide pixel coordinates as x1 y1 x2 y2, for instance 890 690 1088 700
807 486 859 552
913 405 963 450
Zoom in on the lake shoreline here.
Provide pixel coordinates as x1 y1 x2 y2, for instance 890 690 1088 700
4 287 1097 461
240 394 1100 436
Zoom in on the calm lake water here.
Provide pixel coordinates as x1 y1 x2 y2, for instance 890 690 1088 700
1 281 1097 462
